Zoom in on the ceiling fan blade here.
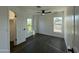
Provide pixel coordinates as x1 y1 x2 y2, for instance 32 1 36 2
45 12 51 13
36 12 41 13
48 12 52 13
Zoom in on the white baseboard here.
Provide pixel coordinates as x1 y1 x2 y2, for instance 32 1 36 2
38 33 64 38
0 49 10 53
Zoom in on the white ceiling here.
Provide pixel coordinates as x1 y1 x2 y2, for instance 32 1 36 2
17 6 67 15
18 6 66 10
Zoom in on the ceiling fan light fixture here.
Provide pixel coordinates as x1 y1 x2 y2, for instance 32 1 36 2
42 13 45 15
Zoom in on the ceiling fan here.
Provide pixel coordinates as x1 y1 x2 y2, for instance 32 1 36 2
36 10 52 15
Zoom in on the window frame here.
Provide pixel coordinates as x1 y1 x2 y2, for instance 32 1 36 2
26 18 33 32
53 16 63 33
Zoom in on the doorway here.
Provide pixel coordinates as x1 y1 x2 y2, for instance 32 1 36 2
9 10 16 51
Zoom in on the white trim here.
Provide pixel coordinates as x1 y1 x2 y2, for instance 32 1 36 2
0 49 10 53
38 33 64 38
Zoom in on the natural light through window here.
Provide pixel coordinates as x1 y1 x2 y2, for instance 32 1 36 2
27 18 32 32
53 17 62 33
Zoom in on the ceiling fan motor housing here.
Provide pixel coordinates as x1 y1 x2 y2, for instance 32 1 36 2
42 10 45 13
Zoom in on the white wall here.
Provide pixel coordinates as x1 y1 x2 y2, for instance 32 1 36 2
8 7 25 45
0 6 35 52
33 15 39 33
64 6 74 49
73 6 79 52
38 12 64 38
0 7 10 52
8 7 34 45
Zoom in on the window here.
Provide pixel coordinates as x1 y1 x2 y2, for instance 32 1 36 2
53 17 62 33
27 18 32 32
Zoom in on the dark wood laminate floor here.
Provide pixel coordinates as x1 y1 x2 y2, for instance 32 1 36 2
11 33 67 53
